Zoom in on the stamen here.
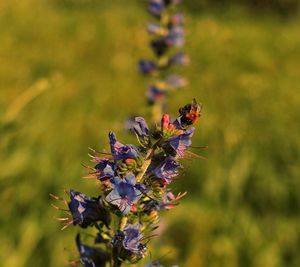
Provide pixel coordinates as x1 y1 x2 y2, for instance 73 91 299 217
55 217 70 221
61 220 74 230
49 193 68 205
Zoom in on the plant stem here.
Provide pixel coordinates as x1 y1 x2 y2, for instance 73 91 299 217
135 147 155 182
136 137 163 183
119 216 128 231
111 217 128 267
152 102 163 123
113 259 122 267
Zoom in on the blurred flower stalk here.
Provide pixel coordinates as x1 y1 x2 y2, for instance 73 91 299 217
52 99 202 267
139 0 189 122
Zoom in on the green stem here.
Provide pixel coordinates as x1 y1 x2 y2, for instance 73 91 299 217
152 102 164 123
136 136 163 183
135 146 155 182
119 216 128 231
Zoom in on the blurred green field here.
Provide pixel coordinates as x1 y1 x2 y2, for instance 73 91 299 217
0 0 300 266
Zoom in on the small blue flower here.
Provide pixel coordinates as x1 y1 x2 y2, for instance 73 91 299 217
146 85 166 104
143 189 186 211
106 174 143 214
133 117 149 137
139 60 157 74
109 131 139 161
68 190 110 228
123 223 146 257
152 156 180 184
164 26 185 47
144 261 164 267
148 0 165 17
169 52 190 65
169 12 184 26
165 74 187 89
76 234 110 267
133 117 150 147
147 23 165 35
94 159 115 181
167 127 195 157
160 189 183 209
124 116 138 131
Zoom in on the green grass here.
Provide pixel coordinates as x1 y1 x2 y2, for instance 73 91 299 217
0 1 299 266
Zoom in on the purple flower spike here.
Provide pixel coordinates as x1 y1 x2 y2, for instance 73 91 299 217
139 60 157 74
168 127 195 157
152 156 180 183
123 223 146 257
106 174 142 214
68 190 110 228
109 132 139 161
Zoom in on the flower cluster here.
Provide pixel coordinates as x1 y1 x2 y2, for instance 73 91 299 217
52 100 202 267
139 0 189 122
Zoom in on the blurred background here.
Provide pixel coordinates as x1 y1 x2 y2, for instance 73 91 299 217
0 0 300 266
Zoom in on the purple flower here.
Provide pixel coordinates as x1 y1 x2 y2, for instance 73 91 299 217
167 127 195 157
109 132 139 161
68 190 110 228
148 0 165 17
123 223 146 257
169 52 190 65
133 117 150 147
152 156 180 184
144 261 164 267
94 159 115 181
143 189 186 212
147 23 166 35
106 174 143 214
160 190 181 209
76 234 110 267
133 117 149 137
169 12 184 26
139 60 157 74
146 85 166 104
165 74 187 89
164 26 185 47
123 116 137 132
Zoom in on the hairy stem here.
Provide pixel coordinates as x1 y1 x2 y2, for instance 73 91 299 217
119 216 128 231
135 147 155 182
